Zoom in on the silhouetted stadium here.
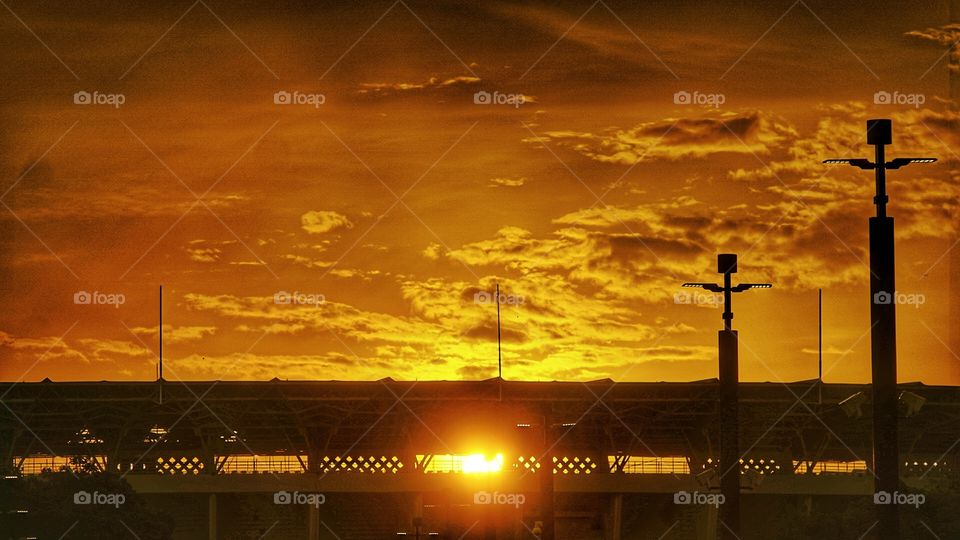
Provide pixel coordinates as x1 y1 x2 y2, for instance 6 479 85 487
2 378 958 539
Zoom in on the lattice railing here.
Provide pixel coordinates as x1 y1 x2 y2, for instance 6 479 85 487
319 455 403 473
156 456 204 475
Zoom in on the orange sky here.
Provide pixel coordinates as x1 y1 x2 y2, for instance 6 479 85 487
0 0 958 384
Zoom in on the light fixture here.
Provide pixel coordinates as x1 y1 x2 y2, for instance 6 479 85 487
899 391 926 417
839 391 868 419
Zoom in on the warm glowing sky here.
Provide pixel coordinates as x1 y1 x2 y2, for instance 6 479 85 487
1 1 958 384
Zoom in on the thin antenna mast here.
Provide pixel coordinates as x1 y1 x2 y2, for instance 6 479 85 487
496 283 502 379
159 285 164 405
818 288 822 405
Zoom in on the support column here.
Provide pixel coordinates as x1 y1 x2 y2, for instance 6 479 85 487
870 215 899 539
308 503 320 540
208 493 217 540
540 407 555 540
697 503 719 540
951 0 960 382
718 330 740 539
609 494 622 540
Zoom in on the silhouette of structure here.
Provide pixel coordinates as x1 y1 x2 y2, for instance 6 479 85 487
682 253 771 539
825 120 936 539
2 379 958 539
951 0 960 385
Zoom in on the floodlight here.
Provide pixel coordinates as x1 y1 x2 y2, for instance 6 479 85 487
839 391 868 419
899 391 926 417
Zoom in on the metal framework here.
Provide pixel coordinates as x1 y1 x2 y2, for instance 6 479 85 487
1 379 958 479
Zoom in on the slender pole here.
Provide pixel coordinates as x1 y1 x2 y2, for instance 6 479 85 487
159 285 163 381
718 257 739 539
718 329 740 539
867 121 899 539
159 285 163 405
722 270 733 331
818 288 822 406
540 410 555 540
496 283 502 379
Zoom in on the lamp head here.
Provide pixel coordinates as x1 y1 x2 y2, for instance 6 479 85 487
717 253 737 274
822 158 875 169
866 119 892 146
885 157 937 169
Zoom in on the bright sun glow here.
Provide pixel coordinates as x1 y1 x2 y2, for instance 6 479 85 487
461 453 504 474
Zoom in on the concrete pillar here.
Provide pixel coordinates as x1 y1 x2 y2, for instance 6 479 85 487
697 503 719 540
308 503 320 540
208 493 217 540
609 494 622 540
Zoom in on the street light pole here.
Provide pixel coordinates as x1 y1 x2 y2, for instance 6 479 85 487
682 254 771 539
824 119 935 540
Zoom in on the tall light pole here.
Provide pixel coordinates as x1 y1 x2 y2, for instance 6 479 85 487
682 253 771 539
824 119 936 540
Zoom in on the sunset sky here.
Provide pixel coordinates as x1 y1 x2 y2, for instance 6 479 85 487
1 0 958 384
